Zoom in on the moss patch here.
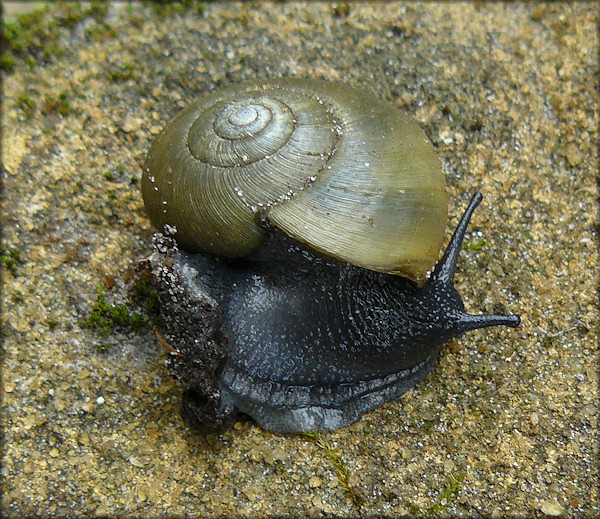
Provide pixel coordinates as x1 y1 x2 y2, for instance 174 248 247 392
408 472 466 517
302 431 364 511
80 284 147 336
1 1 108 72
145 0 204 17
1 246 23 275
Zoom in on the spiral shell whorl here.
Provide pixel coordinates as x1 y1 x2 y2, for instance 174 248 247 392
142 79 447 280
188 96 296 167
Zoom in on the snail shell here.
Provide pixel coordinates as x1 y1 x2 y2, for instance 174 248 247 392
142 78 447 281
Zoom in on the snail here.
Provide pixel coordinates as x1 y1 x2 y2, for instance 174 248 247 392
142 78 520 433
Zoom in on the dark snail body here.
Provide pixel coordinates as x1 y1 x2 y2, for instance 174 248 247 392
143 80 520 432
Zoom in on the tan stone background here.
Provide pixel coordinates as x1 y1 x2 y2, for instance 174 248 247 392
2 2 597 517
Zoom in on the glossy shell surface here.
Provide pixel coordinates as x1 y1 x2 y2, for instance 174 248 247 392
142 78 447 280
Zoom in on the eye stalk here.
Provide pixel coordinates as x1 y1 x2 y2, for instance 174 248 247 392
428 192 521 333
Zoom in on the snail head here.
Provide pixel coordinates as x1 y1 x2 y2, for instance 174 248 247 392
409 192 521 340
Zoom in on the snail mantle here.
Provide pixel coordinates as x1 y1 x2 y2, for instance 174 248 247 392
142 79 520 433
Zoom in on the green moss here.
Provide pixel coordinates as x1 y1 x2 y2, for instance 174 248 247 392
2 1 109 73
462 238 488 251
85 22 117 42
0 54 16 72
332 2 351 17
408 472 466 517
130 313 147 330
127 13 145 28
80 284 147 336
1 246 23 274
41 91 72 117
3 6 50 56
95 343 114 352
16 94 36 117
103 166 125 182
87 1 110 21
138 0 204 18
47 318 59 331
146 0 197 17
202 50 216 62
302 431 364 510
107 62 140 83
10 291 25 304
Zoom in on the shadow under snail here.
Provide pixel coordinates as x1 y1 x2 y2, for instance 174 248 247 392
141 78 520 433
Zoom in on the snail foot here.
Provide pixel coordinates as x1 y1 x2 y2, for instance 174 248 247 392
219 354 437 433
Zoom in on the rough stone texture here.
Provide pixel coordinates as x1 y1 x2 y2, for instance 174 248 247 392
1 2 597 517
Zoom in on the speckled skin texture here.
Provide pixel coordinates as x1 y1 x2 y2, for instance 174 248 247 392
149 194 519 432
